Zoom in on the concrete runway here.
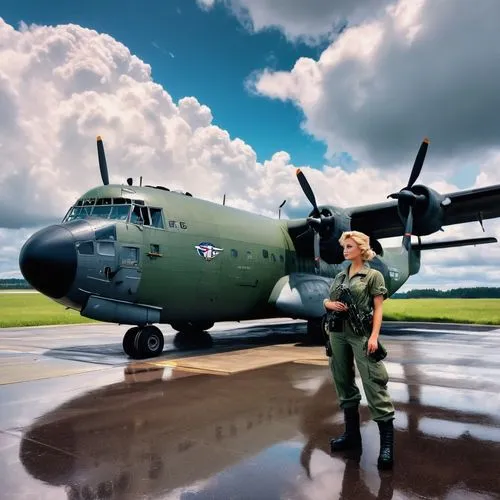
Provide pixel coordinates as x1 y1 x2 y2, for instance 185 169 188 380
1 320 500 499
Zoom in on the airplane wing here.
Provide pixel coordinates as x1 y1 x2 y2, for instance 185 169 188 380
348 184 500 239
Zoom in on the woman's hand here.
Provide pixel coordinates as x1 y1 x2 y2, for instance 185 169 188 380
324 300 348 312
367 334 378 354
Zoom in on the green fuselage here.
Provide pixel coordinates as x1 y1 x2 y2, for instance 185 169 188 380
64 185 418 324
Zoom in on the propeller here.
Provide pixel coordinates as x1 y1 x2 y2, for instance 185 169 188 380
295 168 332 274
96 136 109 185
387 138 430 251
296 169 320 217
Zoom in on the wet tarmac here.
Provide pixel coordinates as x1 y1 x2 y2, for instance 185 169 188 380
1 320 500 499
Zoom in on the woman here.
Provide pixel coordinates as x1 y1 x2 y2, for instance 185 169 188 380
323 230 395 469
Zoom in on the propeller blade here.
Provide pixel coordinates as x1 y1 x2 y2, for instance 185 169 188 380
402 206 414 252
97 136 109 186
407 137 429 188
314 231 321 274
296 169 319 216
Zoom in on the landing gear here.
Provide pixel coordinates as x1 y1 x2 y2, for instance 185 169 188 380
170 321 214 350
173 331 213 350
122 325 165 359
170 321 214 334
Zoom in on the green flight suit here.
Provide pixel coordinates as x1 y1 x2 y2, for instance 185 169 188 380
327 262 395 422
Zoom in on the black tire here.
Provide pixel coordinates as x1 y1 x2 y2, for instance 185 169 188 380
173 331 213 350
133 325 164 359
123 327 139 357
170 321 214 334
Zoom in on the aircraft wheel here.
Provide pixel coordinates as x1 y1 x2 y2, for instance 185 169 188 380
135 325 165 359
170 321 214 334
173 331 213 350
123 327 139 357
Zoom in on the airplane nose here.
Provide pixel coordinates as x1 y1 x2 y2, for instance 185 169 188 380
19 225 77 299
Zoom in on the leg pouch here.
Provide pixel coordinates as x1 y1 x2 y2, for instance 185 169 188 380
367 359 389 387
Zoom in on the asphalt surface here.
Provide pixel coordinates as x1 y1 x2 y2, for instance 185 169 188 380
1 320 500 500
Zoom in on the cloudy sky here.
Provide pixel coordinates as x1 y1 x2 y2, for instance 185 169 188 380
1 0 499 290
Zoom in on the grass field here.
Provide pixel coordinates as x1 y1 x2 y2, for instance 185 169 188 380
0 292 97 327
383 298 500 325
1 292 499 328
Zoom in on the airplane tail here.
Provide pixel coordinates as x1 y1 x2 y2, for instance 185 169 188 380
397 236 496 281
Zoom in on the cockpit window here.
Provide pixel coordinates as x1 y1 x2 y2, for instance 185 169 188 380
66 206 93 220
65 198 133 223
92 205 112 218
76 198 96 207
63 198 164 229
110 205 130 220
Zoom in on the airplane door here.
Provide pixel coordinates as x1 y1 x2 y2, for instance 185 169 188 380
112 244 142 299
192 233 223 317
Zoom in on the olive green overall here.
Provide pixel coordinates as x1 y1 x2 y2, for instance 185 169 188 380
327 263 395 422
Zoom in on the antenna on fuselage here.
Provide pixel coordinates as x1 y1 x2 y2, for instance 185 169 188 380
140 176 143 187
223 194 226 206
279 199 286 219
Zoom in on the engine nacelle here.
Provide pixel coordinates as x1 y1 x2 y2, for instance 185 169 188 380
288 205 387 265
310 205 351 264
398 185 446 236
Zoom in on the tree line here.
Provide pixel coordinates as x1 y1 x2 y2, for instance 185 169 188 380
393 287 500 299
0 279 33 289
1 278 500 298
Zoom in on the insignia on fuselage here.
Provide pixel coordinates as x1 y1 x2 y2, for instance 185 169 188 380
195 242 223 261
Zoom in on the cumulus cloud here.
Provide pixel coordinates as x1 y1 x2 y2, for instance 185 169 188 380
250 0 500 173
196 0 216 11
197 0 392 45
0 19 265 229
0 17 407 233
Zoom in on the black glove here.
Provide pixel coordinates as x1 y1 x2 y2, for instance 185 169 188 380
363 339 387 362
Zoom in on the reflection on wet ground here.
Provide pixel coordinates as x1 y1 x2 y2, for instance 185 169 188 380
1 320 500 499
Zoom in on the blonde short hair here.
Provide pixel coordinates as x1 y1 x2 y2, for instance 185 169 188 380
339 231 376 261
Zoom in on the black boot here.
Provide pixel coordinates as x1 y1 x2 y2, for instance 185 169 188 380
377 419 394 470
330 406 362 453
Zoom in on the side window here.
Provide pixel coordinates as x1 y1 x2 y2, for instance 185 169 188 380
262 249 269 259
231 249 238 258
76 241 94 255
150 208 164 229
246 251 253 260
97 242 115 256
131 206 151 226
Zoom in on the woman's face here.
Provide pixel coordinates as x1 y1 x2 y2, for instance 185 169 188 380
343 238 361 261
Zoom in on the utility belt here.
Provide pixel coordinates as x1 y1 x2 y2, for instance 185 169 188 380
327 311 373 336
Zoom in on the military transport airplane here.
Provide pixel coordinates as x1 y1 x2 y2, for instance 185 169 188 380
19 137 500 359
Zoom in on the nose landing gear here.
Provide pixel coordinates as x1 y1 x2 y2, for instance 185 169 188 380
122 325 165 359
